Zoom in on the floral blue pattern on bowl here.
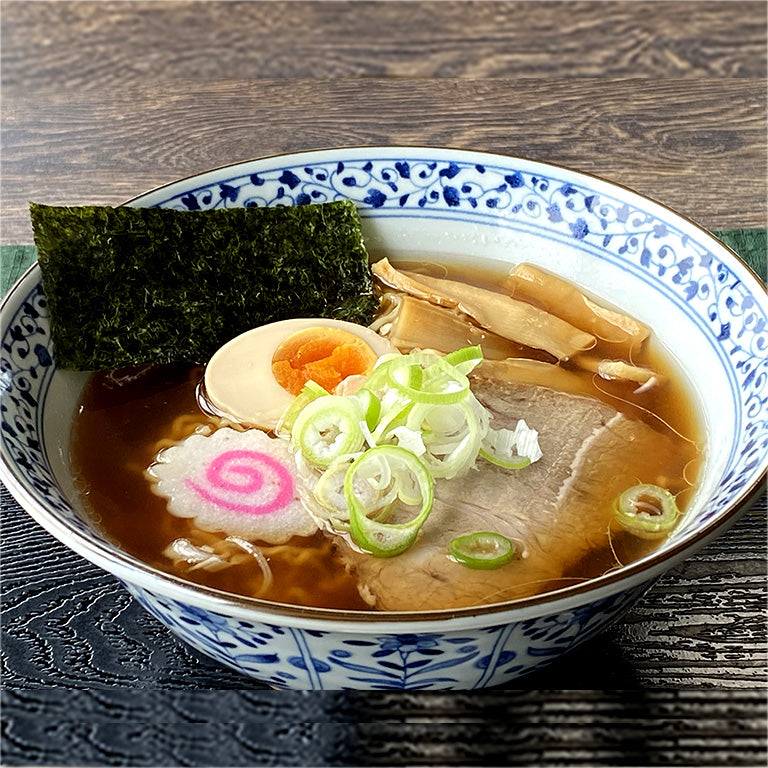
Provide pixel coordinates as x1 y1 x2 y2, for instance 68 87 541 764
2 147 766 689
126 582 646 690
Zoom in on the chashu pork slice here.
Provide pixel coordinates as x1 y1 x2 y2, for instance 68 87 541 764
336 376 687 612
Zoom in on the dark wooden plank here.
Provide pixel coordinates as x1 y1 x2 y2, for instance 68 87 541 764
1 0 765 86
1 687 766 765
2 77 765 242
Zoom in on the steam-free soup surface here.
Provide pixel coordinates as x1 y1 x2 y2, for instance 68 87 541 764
71 364 370 609
70 259 704 611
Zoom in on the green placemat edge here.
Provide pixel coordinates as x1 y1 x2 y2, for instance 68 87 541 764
1 245 37 297
2 229 766 300
712 228 767 279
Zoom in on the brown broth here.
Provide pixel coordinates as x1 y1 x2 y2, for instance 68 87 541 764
71 364 369 610
70 259 705 611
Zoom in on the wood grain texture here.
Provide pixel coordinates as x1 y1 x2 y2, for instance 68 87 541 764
2 688 765 765
2 1 766 243
2 77 766 242
2 0 765 85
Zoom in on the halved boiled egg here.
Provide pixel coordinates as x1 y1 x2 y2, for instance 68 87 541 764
202 319 394 431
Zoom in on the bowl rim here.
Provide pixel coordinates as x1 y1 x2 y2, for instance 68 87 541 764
126 144 768 286
2 145 767 626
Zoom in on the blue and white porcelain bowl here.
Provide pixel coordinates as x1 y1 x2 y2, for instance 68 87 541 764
2 147 766 689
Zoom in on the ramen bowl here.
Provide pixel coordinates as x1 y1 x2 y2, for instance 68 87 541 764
2 147 766 690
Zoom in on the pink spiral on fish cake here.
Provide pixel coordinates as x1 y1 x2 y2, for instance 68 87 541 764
186 449 294 516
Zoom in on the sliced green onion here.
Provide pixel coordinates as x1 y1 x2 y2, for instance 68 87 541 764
312 454 358 517
405 400 483 479
345 445 434 557
370 394 413 444
404 363 424 391
275 381 329 436
613 483 680 538
287 345 544 559
302 380 331 398
450 532 516 569
386 353 469 405
291 395 365 469
478 447 531 470
443 345 483 375
359 353 400 393
354 387 381 431
480 420 541 469
388 426 427 457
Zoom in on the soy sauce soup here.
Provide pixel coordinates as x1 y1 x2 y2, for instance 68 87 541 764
70 258 705 611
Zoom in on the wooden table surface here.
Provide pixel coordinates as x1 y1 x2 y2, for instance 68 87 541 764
1 1 766 765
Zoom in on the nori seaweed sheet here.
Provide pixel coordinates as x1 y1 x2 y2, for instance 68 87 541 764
30 200 378 370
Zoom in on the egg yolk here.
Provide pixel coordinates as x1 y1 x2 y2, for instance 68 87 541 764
271 327 379 396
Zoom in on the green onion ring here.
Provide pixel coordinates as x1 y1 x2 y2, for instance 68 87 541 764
275 381 329 436
386 354 469 405
613 483 680 538
345 445 434 557
292 395 365 469
450 532 516 569
443 345 483 375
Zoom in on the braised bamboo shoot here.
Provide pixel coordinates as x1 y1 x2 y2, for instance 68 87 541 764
372 292 548 361
372 258 595 360
504 262 649 346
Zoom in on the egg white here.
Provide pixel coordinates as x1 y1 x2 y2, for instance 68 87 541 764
203 318 394 431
